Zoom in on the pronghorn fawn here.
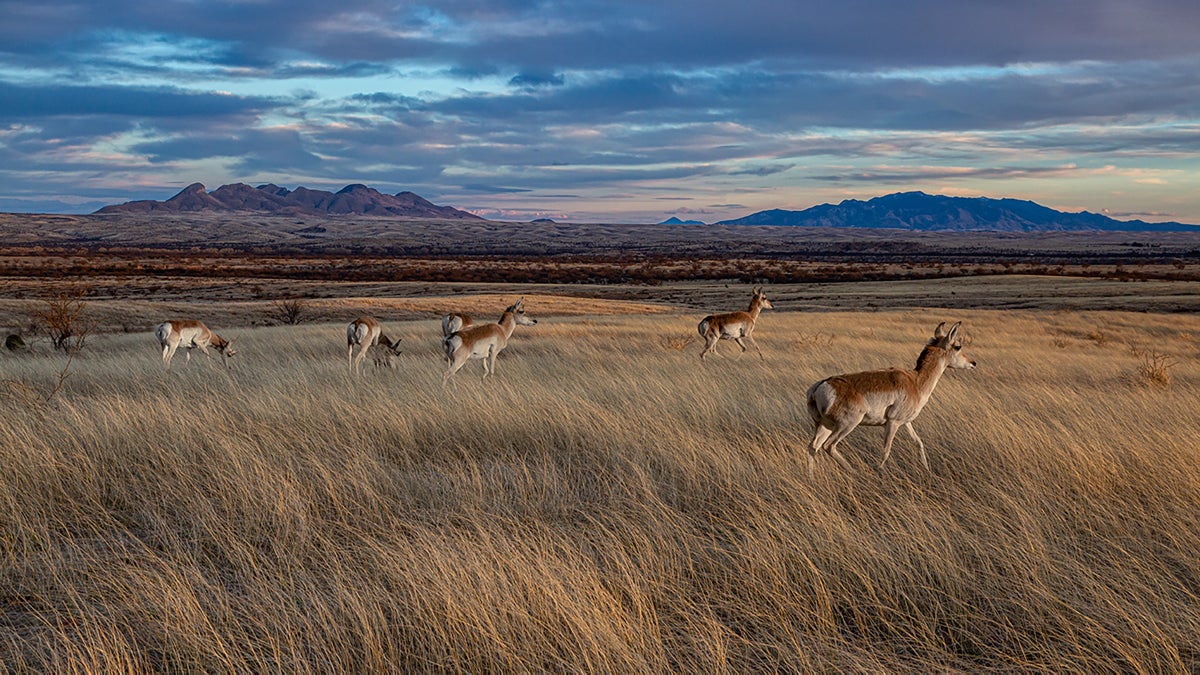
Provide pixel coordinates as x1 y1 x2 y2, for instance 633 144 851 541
346 317 403 374
443 298 537 384
805 321 976 477
698 286 773 360
441 312 473 337
155 320 236 369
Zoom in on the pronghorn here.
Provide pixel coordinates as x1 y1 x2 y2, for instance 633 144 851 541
698 287 773 360
805 321 976 477
346 316 403 374
443 298 536 384
441 312 473 337
155 320 236 369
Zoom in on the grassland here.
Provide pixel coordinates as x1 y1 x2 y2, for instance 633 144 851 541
3 299 1199 671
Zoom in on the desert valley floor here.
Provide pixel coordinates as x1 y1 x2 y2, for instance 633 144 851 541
2 215 1200 671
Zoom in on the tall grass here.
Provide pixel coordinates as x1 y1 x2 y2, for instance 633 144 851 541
2 308 1199 671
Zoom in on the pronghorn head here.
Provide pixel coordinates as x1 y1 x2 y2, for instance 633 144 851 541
928 321 976 370
219 339 237 366
752 286 773 311
507 298 538 327
380 334 404 355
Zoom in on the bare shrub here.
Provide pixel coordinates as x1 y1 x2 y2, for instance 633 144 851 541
1133 350 1175 388
270 298 309 325
36 286 94 351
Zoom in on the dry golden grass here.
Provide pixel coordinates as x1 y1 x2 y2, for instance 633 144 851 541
2 308 1200 671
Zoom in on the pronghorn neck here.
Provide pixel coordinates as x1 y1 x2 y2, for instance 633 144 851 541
497 311 518 338
913 345 951 397
747 298 766 321
210 332 229 350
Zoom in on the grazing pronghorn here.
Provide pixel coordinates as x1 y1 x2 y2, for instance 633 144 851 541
805 321 976 477
697 287 773 360
443 298 537 384
155 320 236 369
346 316 403 374
441 312 473 337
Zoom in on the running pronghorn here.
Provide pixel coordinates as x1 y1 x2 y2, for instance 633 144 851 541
155 320 236 369
441 312 473 337
346 316 403 374
805 321 976 477
443 298 537 384
697 287 773 360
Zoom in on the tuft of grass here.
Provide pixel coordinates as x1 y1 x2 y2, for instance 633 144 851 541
661 334 695 351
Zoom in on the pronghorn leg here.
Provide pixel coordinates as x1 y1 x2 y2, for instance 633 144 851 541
733 337 748 358
163 343 177 369
905 422 929 471
198 345 213 368
443 352 468 386
184 348 192 366
826 444 854 472
700 335 719 360
483 345 496 381
747 334 765 360
877 420 901 470
348 344 355 374
808 424 834 479
820 414 863 472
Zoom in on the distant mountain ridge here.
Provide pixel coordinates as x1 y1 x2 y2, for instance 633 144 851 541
717 191 1198 232
95 182 483 219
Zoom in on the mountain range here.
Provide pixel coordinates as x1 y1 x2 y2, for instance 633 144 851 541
90 184 1199 232
95 183 482 219
717 191 1198 232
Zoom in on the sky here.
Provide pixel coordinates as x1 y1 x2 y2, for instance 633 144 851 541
2 0 1199 224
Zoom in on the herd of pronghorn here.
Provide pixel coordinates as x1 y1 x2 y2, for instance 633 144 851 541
153 288 976 476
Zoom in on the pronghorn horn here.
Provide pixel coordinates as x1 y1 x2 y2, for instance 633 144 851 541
934 322 948 338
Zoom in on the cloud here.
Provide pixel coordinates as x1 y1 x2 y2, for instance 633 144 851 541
809 164 1084 184
0 82 271 120
3 0 1200 220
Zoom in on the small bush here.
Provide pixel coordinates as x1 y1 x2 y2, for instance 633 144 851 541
1134 350 1175 388
270 298 309 325
662 335 695 351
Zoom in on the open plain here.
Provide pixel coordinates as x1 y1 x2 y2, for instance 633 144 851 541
2 214 1200 671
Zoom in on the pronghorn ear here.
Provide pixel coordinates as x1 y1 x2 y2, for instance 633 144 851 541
946 322 961 342
934 322 948 338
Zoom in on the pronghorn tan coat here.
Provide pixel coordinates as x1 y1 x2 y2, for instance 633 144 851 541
155 320 236 369
346 316 402 374
698 287 773 360
805 321 976 476
442 299 536 383
441 312 473 337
